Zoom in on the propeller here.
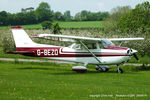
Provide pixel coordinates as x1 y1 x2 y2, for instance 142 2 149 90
127 48 139 61
133 53 139 61
126 42 139 61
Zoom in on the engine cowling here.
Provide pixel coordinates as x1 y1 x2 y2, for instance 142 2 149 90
72 66 87 73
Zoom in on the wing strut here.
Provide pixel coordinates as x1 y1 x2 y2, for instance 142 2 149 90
118 41 123 47
79 41 101 64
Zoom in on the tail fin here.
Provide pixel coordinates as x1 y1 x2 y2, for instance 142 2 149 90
11 26 36 47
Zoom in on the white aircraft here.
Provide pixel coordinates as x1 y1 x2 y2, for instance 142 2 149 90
9 26 144 73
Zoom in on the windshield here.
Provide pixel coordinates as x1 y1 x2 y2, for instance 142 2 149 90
101 39 115 48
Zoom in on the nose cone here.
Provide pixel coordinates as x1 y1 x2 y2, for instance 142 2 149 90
131 49 137 54
127 48 138 54
127 48 139 61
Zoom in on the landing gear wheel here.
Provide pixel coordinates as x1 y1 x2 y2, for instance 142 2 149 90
96 67 109 72
96 67 99 71
117 68 123 73
101 67 109 72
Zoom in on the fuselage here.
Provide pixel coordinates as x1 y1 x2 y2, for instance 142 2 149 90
16 45 131 65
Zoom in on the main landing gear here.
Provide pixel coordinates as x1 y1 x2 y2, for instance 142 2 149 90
96 65 109 72
96 65 123 73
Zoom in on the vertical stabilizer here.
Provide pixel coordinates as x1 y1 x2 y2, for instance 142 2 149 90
11 26 36 47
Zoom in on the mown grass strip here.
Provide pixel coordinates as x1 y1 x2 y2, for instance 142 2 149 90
0 21 104 29
0 61 150 99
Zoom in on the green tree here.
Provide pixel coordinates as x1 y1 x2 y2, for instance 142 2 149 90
117 1 150 32
52 23 61 34
80 10 88 21
110 6 131 21
6 13 14 25
74 12 82 21
41 21 53 29
22 11 37 25
74 10 109 21
53 12 64 21
104 6 131 33
63 10 72 21
15 12 28 25
36 2 53 22
0 11 8 26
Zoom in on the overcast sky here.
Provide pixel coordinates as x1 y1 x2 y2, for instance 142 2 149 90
0 0 149 16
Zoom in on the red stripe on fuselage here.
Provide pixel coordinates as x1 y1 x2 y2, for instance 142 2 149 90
16 47 60 51
16 47 129 57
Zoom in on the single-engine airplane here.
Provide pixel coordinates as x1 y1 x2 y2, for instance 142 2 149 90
9 26 144 73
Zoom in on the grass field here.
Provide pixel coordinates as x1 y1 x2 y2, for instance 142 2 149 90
0 61 150 100
0 21 103 29
58 21 103 29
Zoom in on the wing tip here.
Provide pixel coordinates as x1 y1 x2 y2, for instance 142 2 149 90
11 26 23 29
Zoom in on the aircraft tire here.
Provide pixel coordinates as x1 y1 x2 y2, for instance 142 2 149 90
96 67 109 72
117 68 123 73
102 67 109 72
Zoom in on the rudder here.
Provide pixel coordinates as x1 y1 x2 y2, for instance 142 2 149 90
11 26 36 47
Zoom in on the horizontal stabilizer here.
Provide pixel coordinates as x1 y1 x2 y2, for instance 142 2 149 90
8 51 35 54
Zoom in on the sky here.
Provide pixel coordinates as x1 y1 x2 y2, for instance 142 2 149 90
0 0 149 16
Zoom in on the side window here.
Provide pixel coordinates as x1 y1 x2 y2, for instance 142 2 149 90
99 42 104 49
73 44 82 50
85 43 97 49
72 43 97 50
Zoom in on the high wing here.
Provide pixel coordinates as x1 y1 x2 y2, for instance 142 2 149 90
109 38 144 41
31 34 144 41
32 34 102 41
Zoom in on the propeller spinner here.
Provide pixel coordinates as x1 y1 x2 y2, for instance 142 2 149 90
127 49 139 61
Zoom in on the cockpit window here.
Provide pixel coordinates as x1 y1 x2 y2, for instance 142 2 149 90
99 42 104 48
71 41 114 50
85 43 97 49
101 39 115 48
71 43 97 50
73 44 82 49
